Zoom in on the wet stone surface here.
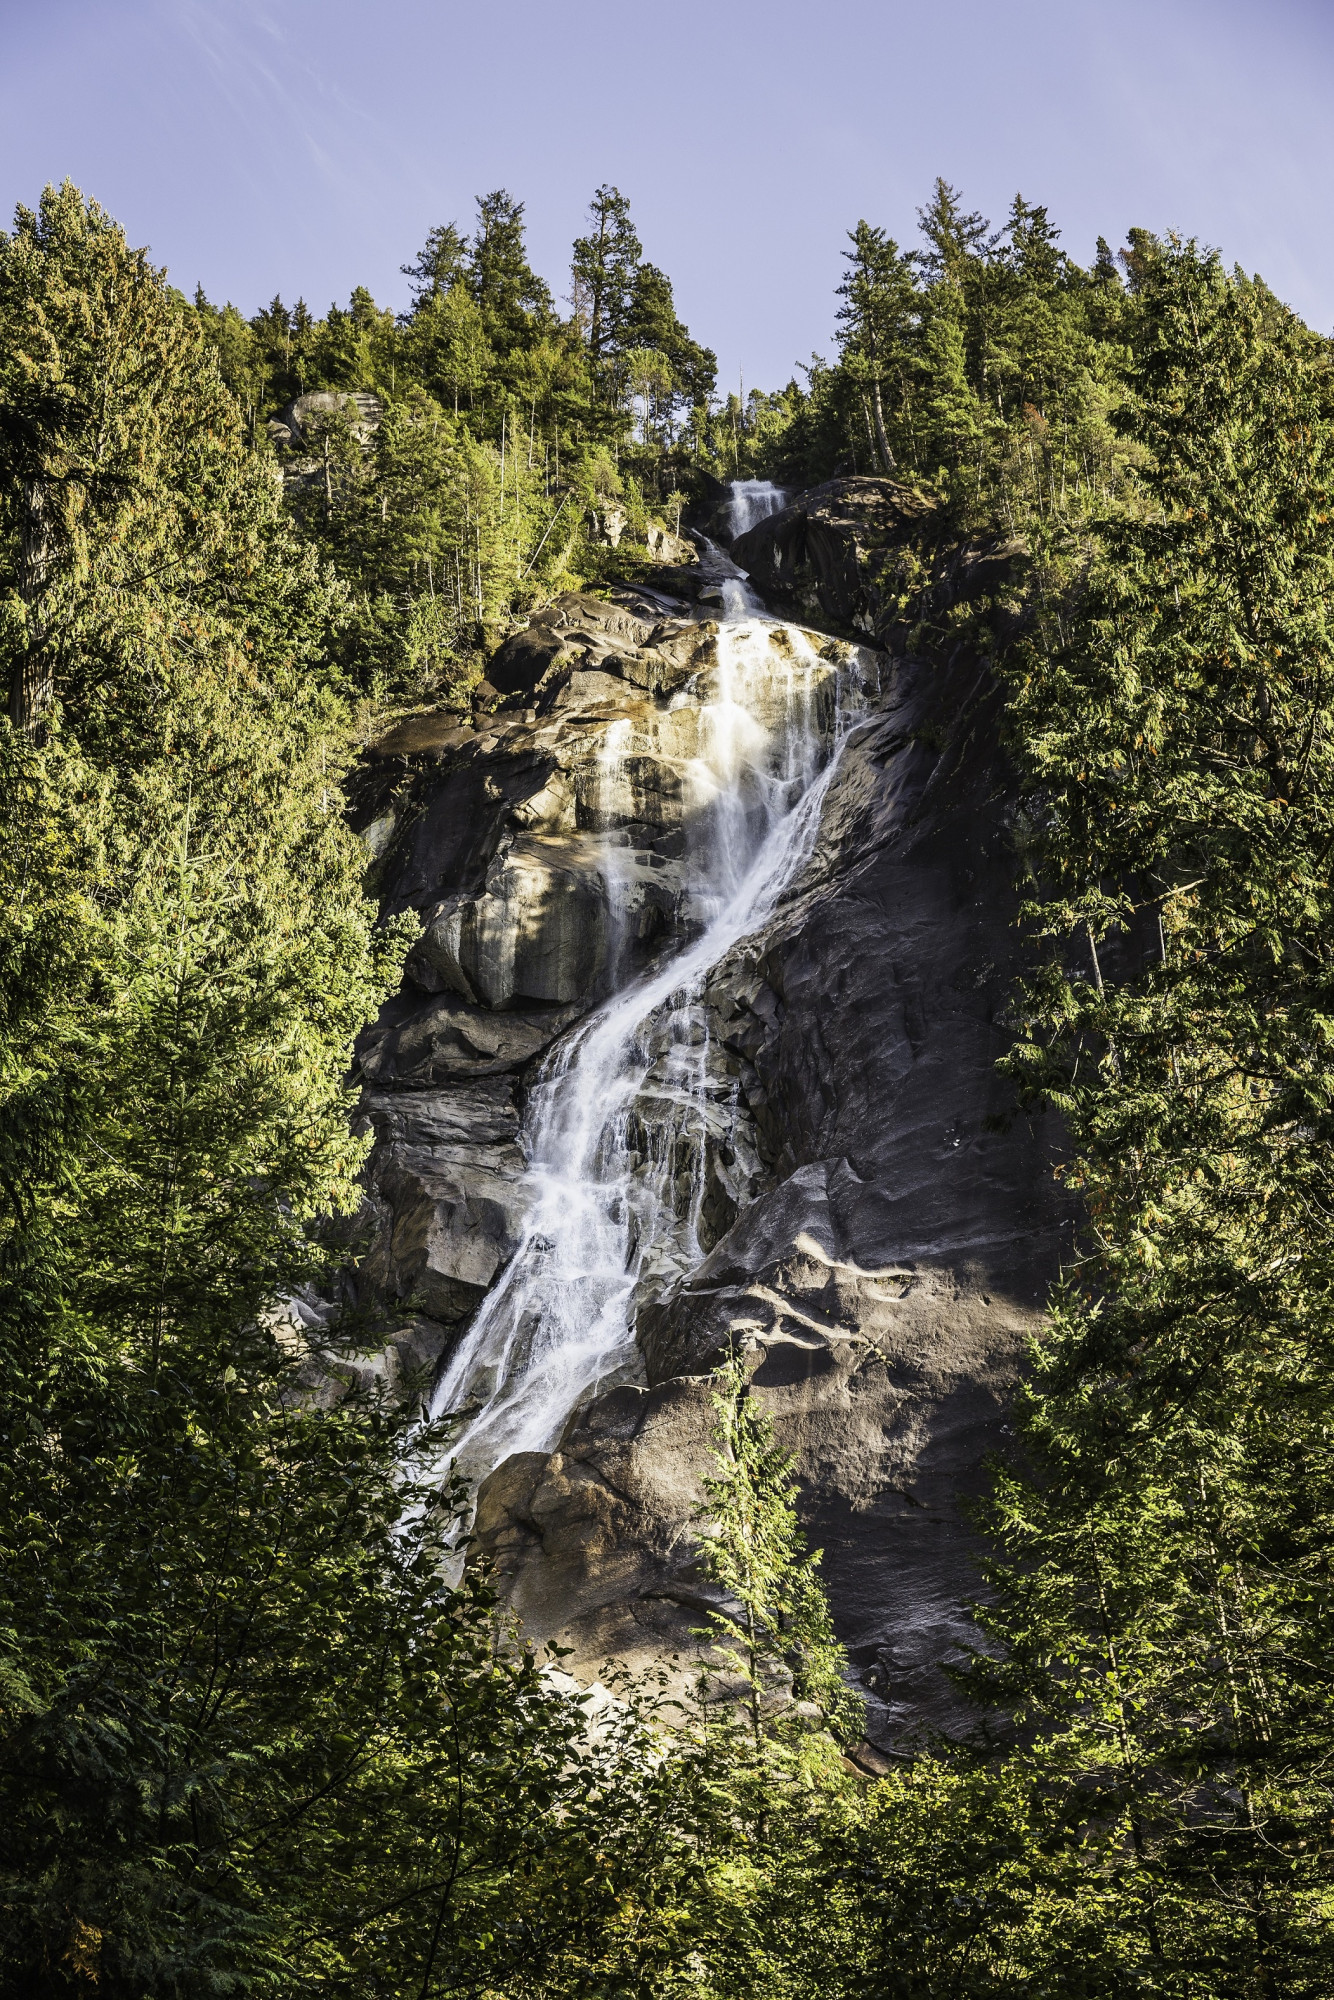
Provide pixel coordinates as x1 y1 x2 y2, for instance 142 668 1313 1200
328 508 1066 1744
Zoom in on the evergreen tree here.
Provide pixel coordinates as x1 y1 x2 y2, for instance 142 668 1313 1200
404 278 492 415
467 189 554 355
835 221 920 473
978 238 1334 1994
695 1349 862 1748
400 218 468 308
0 185 325 744
916 175 993 286
314 283 396 391
570 182 641 375
0 182 714 1999
621 262 717 412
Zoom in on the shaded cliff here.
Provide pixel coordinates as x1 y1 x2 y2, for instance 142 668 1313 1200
729 475 1023 656
343 488 1065 1746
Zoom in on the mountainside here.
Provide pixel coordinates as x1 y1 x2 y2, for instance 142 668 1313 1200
11 189 1334 1987
341 484 1066 1745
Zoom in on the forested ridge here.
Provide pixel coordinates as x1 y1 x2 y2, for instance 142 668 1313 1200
2 173 1334 1995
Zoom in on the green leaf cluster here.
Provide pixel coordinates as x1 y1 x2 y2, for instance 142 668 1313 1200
963 237 1334 1992
746 178 1139 540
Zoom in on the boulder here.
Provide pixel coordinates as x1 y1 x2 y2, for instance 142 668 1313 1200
358 992 581 1087
359 1082 529 1326
489 594 660 700
424 838 616 1008
280 388 384 444
590 505 627 546
366 711 473 761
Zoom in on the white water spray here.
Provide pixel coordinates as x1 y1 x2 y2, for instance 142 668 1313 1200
431 504 859 1483
728 478 787 540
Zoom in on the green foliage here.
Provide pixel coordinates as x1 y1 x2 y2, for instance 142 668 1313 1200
400 220 469 309
835 220 920 474
695 1349 863 1750
0 183 331 746
188 182 710 708
468 188 556 356
746 176 1138 542
0 183 712 2000
571 182 642 375
970 238 1334 1993
659 217 1334 2000
16 176 1334 1997
287 387 569 705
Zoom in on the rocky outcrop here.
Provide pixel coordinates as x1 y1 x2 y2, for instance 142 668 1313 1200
348 585 853 1350
346 501 1065 1746
462 641 1065 1739
729 476 1022 654
270 388 384 451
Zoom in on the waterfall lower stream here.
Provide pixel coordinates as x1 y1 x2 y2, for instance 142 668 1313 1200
430 573 857 1486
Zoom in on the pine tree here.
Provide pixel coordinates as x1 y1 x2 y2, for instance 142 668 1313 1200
835 221 921 474
694 1348 862 1748
401 218 469 308
977 237 1334 1994
405 277 492 415
623 263 716 406
468 188 554 355
916 176 992 287
571 183 642 376
0 184 301 741
0 185 714 1997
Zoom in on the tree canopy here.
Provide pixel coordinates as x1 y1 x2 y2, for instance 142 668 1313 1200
6 174 1334 1996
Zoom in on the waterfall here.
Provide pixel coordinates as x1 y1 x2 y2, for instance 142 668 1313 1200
430 531 857 1485
728 478 787 541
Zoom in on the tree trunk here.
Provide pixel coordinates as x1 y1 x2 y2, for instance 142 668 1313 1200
870 378 896 472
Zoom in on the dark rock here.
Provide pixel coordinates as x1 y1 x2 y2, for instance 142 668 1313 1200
472 1377 724 1668
732 476 1021 648
490 626 569 699
685 467 744 544
350 521 1066 1738
467 644 1068 1736
359 1081 529 1326
358 992 579 1087
366 711 473 761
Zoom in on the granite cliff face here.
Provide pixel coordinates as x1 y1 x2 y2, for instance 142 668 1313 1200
344 486 1064 1747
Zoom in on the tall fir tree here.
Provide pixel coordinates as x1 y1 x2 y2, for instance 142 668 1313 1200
570 182 642 376
467 189 554 356
975 238 1334 1995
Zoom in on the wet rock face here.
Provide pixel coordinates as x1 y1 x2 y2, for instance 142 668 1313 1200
350 589 848 1340
356 591 847 1026
465 646 1066 1740
351 532 1066 1745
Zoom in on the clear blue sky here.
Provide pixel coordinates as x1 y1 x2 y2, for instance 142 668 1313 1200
3 0 1332 394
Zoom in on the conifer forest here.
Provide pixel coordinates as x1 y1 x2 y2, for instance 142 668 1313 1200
4 172 1334 1997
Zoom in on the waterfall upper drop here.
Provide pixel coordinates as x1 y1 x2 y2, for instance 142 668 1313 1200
728 479 787 541
429 577 857 1484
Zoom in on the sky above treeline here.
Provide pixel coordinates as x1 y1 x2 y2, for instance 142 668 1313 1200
3 0 1331 397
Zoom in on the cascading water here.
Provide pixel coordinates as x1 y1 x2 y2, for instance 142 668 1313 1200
431 509 858 1485
728 478 787 540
